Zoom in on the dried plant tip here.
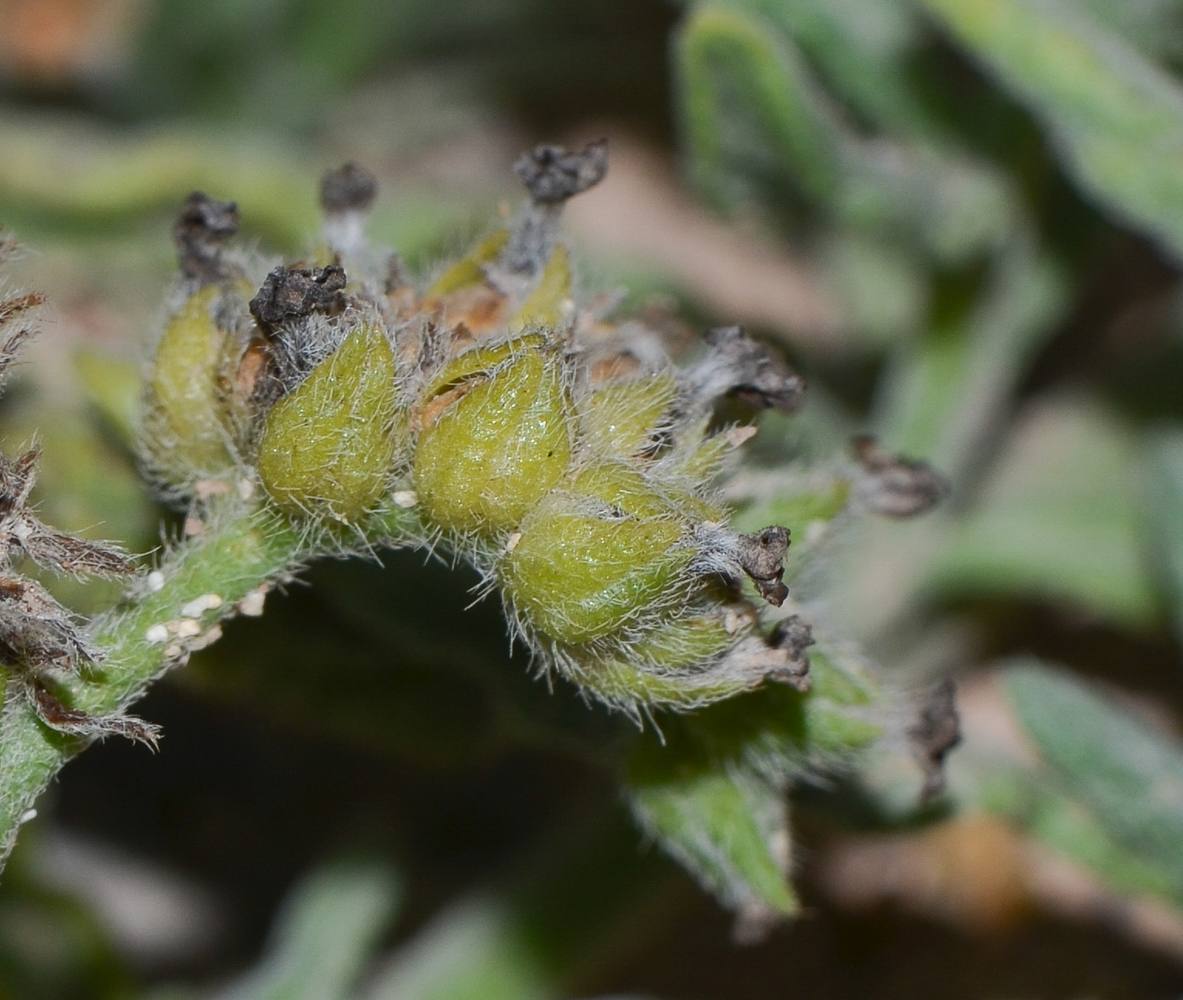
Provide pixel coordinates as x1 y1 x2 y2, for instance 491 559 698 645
768 615 814 691
0 449 132 576
736 527 790 606
249 265 347 334
907 678 961 802
0 293 42 389
174 192 240 283
688 327 805 413
0 574 100 667
21 528 133 578
0 291 44 329
320 162 378 214
31 683 161 749
0 447 37 515
514 140 608 204
851 434 949 517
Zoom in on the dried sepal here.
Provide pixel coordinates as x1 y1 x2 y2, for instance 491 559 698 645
733 527 791 606
851 434 949 517
685 326 805 415
249 264 347 336
907 678 961 801
174 192 241 284
0 448 132 578
768 615 814 691
320 163 379 256
0 290 43 391
487 141 608 300
0 574 101 669
320 162 379 215
0 243 145 745
513 140 609 204
30 681 160 749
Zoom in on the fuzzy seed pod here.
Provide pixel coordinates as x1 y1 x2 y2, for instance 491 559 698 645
141 282 252 489
257 324 400 521
141 146 838 717
413 334 572 537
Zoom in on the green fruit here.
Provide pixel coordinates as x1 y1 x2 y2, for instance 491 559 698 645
501 462 696 644
143 284 239 484
413 335 571 535
258 324 399 521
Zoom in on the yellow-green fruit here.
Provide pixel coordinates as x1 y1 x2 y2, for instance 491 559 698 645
501 462 694 644
258 324 399 521
144 285 237 482
414 337 571 535
580 373 678 460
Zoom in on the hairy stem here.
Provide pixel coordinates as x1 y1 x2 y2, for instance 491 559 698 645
0 497 417 868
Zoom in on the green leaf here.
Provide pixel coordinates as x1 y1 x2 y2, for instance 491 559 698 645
361 899 550 1000
675 3 1015 261
916 0 1183 261
980 768 1181 901
676 3 843 210
928 394 1157 626
1002 659 1183 899
1143 428 1183 641
218 857 399 1000
1077 0 1183 62
624 644 882 920
732 0 928 134
875 236 1068 483
628 761 799 920
73 351 143 452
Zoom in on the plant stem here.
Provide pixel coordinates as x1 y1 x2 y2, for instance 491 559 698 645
0 498 417 868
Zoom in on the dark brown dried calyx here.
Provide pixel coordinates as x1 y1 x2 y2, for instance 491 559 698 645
687 326 805 414
514 140 608 204
0 291 44 390
907 678 961 802
30 683 160 747
768 615 814 691
174 192 240 284
319 162 379 214
490 141 608 294
736 526 790 606
851 434 949 517
249 264 348 334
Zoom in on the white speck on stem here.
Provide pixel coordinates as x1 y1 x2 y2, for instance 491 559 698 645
146 571 165 593
145 624 169 644
239 587 267 617
180 594 223 618
505 532 522 553
393 490 419 508
19 809 36 824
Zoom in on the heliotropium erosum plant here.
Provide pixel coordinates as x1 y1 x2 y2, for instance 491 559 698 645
0 144 951 926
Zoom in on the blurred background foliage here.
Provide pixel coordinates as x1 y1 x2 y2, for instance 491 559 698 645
3 0 1183 996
